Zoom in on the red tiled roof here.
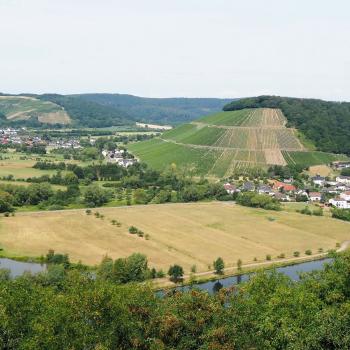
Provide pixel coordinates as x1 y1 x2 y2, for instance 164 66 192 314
309 192 321 197
270 180 296 192
224 183 236 190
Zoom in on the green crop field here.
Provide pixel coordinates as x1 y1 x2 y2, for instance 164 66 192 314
0 96 70 124
130 108 349 177
282 151 349 167
199 109 253 126
130 139 220 175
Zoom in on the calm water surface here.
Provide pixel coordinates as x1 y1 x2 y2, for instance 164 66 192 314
0 258 46 277
165 258 332 295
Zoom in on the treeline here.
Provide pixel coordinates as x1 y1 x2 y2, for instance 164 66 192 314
13 144 46 154
39 129 114 137
31 162 128 182
224 95 350 155
1 252 350 348
1 162 232 210
0 183 80 211
332 208 350 221
236 192 281 210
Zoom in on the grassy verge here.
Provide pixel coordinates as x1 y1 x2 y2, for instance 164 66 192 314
155 254 333 291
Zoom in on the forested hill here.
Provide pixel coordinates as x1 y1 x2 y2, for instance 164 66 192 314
38 94 131 128
73 93 232 125
1 93 232 128
223 96 350 155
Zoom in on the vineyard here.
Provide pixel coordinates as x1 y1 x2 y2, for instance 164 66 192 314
282 151 349 167
0 96 71 124
129 108 349 177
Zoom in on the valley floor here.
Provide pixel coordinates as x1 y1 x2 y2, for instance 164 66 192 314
0 202 349 273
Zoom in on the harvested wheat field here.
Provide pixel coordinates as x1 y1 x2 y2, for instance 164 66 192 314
1 202 349 272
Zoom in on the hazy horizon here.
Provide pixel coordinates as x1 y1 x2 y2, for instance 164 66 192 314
1 0 349 101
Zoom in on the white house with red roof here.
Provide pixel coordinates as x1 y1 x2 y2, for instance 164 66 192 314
270 180 296 193
309 192 322 202
223 183 239 195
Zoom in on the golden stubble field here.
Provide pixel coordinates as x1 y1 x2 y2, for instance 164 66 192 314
1 202 349 272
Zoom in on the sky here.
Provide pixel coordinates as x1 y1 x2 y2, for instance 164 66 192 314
0 0 349 100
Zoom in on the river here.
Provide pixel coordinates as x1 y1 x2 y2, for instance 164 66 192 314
0 257 332 292
164 258 332 295
0 258 46 278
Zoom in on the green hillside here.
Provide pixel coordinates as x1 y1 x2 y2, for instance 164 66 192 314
0 95 70 126
129 108 349 177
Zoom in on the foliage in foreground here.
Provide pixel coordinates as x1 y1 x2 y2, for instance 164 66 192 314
1 252 350 349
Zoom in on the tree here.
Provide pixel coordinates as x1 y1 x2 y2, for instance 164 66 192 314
213 257 225 275
0 190 14 213
133 189 149 204
237 259 242 271
84 185 111 207
114 253 148 283
168 264 184 282
64 172 79 185
128 226 138 234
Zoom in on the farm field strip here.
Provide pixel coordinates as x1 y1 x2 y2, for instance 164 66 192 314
2 202 349 272
282 151 349 167
198 109 252 126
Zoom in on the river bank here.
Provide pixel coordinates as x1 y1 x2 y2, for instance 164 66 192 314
153 241 350 289
157 257 334 295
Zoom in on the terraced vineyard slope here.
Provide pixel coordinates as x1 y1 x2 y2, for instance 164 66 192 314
129 108 348 177
0 95 71 125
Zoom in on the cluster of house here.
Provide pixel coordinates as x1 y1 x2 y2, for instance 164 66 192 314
331 161 350 170
224 180 299 202
223 173 350 208
310 174 350 209
102 149 137 168
0 128 45 146
0 127 23 145
48 139 81 149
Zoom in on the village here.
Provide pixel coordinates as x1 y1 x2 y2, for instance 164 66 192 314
102 148 138 168
223 161 350 209
0 127 81 149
